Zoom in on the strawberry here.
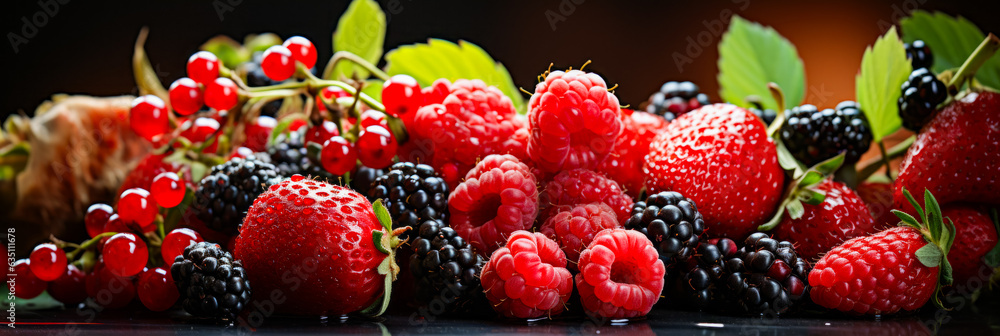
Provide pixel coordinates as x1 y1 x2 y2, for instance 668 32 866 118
770 179 880 260
894 91 1000 215
597 109 668 198
809 189 954 315
234 175 404 316
941 205 998 286
855 181 898 227
644 104 783 239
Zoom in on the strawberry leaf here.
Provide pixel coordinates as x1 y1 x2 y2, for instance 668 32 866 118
915 243 942 268
924 188 944 242
901 11 1000 89
797 187 826 206
902 188 925 223
331 0 386 79
372 199 392 232
718 15 805 111
385 39 524 113
893 210 920 229
855 26 912 143
775 140 805 179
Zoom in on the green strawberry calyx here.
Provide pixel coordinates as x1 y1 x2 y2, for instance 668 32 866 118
361 199 407 317
892 188 956 309
759 153 845 231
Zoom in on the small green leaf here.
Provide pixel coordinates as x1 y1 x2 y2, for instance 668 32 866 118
939 257 953 286
331 0 386 79
786 199 805 220
902 188 925 223
372 199 392 231
371 230 390 254
718 15 805 111
924 188 944 240
359 263 393 316
893 210 920 228
798 171 823 188
915 243 942 268
385 39 525 113
775 140 805 179
190 162 208 183
200 35 249 69
813 153 846 176
901 11 1000 89
942 218 955 255
798 187 826 206
855 26 912 143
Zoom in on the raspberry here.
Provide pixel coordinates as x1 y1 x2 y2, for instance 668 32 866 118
171 242 251 320
780 101 873 166
898 67 947 131
192 156 282 234
409 219 486 310
450 155 539 256
539 169 633 225
368 162 449 240
624 191 705 265
540 203 622 270
904 39 933 69
644 81 710 121
527 69 622 173
576 229 665 319
596 110 668 197
406 79 520 187
480 231 573 319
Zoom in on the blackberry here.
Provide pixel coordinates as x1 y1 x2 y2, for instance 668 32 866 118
645 81 710 121
749 102 777 126
368 162 449 240
721 233 810 315
780 101 873 167
898 68 947 131
673 238 739 309
409 219 486 309
264 130 335 182
904 40 934 70
625 191 705 265
350 165 385 196
170 242 251 321
193 156 282 234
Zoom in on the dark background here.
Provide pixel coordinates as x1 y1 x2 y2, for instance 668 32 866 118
2 0 1000 117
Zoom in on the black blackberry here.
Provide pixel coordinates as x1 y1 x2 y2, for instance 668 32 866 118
264 130 335 182
645 81 710 121
368 162 449 240
780 101 873 167
721 233 810 315
904 40 934 69
409 219 486 310
673 238 739 309
898 68 948 131
625 191 705 265
192 156 282 234
350 165 385 196
749 102 777 126
170 242 251 321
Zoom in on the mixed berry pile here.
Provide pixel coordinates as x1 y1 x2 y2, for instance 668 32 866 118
7 6 1000 328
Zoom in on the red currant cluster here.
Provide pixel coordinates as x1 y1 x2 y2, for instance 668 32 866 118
11 172 205 311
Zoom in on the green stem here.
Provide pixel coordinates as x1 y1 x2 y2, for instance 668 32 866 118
947 33 1000 95
759 196 791 231
878 141 893 182
67 232 117 260
766 83 787 138
857 135 916 182
321 51 391 81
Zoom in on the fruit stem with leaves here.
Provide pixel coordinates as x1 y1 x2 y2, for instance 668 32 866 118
759 153 846 231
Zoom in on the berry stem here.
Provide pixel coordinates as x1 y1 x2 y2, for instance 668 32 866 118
877 141 893 182
67 231 118 260
320 51 391 81
766 83 787 138
947 33 1000 95
856 135 915 182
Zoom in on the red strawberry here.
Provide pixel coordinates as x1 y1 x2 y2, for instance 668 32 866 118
855 181 898 227
235 175 403 316
894 91 1000 215
597 109 668 197
808 189 954 315
644 104 783 239
941 205 998 286
771 179 880 260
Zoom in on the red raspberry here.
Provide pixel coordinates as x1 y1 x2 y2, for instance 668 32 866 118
576 229 665 319
644 104 783 239
540 203 622 270
597 109 668 197
500 114 531 163
539 169 633 225
405 79 520 187
450 154 539 256
526 69 623 173
480 231 573 319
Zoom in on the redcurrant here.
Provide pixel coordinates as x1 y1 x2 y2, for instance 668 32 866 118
283 36 317 69
356 125 398 168
129 95 170 142
86 261 136 309
161 228 202 263
187 51 221 84
261 45 295 82
118 188 157 231
244 115 277 152
304 120 340 146
10 259 46 299
320 136 357 175
137 267 179 312
168 77 204 116
29 243 67 281
359 110 388 128
151 172 184 208
48 265 87 305
205 77 239 111
103 213 136 234
180 117 222 153
85 203 113 238
317 86 351 112
102 233 149 277
382 74 423 117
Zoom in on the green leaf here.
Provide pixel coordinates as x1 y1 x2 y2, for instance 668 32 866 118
371 230 390 254
798 187 826 206
786 199 805 220
243 33 282 55
813 153 846 176
855 26 912 142
372 199 392 231
133 28 167 100
385 39 525 113
901 11 1000 89
200 35 249 69
362 79 384 102
915 243 942 268
331 0 386 79
798 171 823 188
939 256 953 286
902 188 925 223
775 140 805 179
190 162 208 183
718 15 805 111
0 142 30 179
924 188 943 241
359 259 393 316
893 210 920 228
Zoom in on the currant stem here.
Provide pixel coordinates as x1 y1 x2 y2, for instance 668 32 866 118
856 135 916 182
321 51 391 81
947 33 1000 95
67 231 118 260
